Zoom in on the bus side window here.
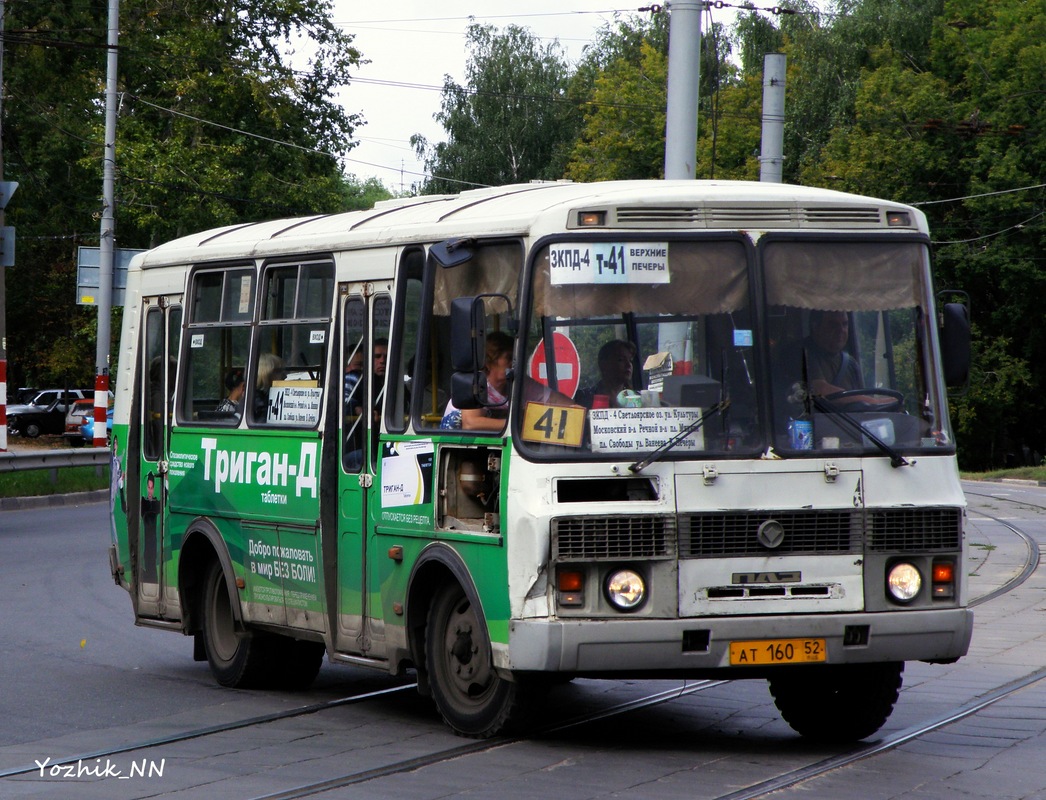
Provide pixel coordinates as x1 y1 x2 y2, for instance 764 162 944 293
180 267 253 426
342 296 366 473
412 241 523 431
387 249 424 434
252 260 334 427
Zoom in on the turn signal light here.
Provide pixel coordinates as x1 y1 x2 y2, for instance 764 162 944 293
557 569 584 607
932 560 955 599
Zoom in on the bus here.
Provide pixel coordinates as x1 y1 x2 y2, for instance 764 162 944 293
109 179 972 741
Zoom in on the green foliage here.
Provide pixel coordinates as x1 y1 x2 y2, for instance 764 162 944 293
342 176 395 211
3 0 364 389
413 23 576 193
565 41 668 181
565 12 738 181
950 332 1032 470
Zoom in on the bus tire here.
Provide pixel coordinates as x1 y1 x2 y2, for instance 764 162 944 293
425 582 523 738
201 560 271 689
769 661 904 742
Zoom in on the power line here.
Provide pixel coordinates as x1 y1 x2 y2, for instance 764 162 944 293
932 210 1045 246
913 182 1046 207
334 10 631 25
127 94 341 160
127 93 486 189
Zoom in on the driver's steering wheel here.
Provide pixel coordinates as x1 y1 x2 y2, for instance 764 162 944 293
822 388 904 413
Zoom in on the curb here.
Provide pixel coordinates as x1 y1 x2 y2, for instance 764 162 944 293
0 489 108 512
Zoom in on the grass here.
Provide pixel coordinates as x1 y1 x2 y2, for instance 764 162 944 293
961 466 1046 484
0 465 109 498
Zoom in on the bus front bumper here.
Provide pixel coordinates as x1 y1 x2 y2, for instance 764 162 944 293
504 608 973 673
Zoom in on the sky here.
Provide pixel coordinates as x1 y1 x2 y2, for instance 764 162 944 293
329 2 643 192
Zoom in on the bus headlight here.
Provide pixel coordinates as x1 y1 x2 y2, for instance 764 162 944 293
886 562 922 603
604 569 646 612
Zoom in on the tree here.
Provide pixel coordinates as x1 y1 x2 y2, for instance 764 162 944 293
564 41 668 181
2 0 364 388
565 11 738 181
341 176 395 211
114 0 363 242
412 24 575 193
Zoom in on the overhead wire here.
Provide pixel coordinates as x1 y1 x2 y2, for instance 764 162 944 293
5 4 1039 198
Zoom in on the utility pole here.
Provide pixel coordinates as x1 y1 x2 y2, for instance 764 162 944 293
0 0 8 452
663 0 702 180
94 0 120 447
759 53 786 183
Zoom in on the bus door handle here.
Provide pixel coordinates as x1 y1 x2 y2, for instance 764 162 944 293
358 473 373 488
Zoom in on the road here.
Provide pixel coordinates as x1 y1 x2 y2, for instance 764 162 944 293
0 485 1045 799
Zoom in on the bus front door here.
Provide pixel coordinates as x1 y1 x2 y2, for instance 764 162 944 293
137 299 181 619
332 290 390 657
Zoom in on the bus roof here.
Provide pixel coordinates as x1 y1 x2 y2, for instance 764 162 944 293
134 179 927 269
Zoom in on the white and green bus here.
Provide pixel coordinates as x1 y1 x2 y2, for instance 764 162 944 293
110 179 973 741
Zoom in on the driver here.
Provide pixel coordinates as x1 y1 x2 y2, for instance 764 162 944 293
804 310 862 396
794 310 894 408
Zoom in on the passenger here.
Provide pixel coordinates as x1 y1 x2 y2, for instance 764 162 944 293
216 369 245 418
344 349 364 412
575 339 637 408
370 337 391 422
254 352 284 420
441 332 573 431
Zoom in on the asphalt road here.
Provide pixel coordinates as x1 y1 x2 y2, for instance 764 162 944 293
1 487 1045 799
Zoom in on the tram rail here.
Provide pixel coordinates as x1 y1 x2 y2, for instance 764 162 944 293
4 485 1038 799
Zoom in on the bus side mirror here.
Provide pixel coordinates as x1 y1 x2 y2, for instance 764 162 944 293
450 296 488 410
940 301 970 391
451 296 485 373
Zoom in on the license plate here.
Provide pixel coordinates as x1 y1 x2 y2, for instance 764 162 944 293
729 638 826 666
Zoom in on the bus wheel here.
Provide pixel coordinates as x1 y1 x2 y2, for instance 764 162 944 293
769 661 904 742
201 561 270 689
425 582 522 738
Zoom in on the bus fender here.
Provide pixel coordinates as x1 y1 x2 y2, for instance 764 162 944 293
404 542 489 696
179 517 244 635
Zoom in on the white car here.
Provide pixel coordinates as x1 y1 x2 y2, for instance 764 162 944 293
6 389 92 438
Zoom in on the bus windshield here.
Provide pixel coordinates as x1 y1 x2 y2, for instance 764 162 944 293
518 237 953 461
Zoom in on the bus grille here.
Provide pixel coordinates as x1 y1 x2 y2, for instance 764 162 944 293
553 516 676 560
551 507 962 561
867 508 962 551
679 510 858 557
612 205 887 229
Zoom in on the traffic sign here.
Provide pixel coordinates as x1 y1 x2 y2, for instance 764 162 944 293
76 246 146 306
527 332 580 399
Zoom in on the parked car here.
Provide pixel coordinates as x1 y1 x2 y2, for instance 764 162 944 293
80 406 114 445
6 388 94 438
63 398 97 447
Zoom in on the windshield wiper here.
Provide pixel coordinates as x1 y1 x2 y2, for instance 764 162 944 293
810 395 910 468
629 399 731 474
